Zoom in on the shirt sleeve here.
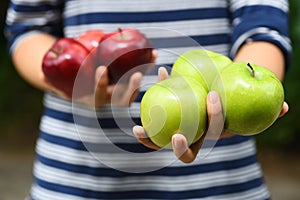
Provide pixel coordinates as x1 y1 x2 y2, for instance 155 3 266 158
228 0 291 69
4 0 64 54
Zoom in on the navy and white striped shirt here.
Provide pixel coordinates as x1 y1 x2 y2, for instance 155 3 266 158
5 0 290 199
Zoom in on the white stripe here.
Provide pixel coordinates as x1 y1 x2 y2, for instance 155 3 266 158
41 116 139 143
36 138 105 167
64 19 230 38
36 138 178 170
34 161 263 192
154 44 230 65
31 183 90 200
31 181 269 200
44 93 141 118
65 0 227 17
212 185 270 200
36 132 256 168
205 44 230 56
229 0 288 13
6 8 61 25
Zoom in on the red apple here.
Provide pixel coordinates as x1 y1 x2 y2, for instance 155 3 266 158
42 37 95 98
77 29 106 52
98 28 153 84
77 29 106 66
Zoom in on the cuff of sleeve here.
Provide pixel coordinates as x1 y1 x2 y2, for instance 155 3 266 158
8 30 44 55
229 27 291 69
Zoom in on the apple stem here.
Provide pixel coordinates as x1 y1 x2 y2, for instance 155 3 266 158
247 63 255 77
118 28 123 39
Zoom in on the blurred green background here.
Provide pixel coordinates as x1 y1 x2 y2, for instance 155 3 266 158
0 0 299 150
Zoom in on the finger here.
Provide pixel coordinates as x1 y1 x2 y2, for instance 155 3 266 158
279 101 289 118
133 126 161 150
115 72 143 106
204 91 224 140
158 66 169 82
172 134 203 163
127 72 143 104
94 66 110 108
144 49 158 74
151 49 158 63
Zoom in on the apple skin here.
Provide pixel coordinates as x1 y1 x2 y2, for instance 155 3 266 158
77 29 106 52
77 29 106 66
171 49 232 91
140 77 207 148
98 28 153 84
210 62 285 135
42 38 95 98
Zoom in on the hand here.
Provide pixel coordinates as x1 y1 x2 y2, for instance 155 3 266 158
92 66 143 108
93 49 158 108
133 90 230 163
279 101 289 118
42 49 158 108
133 67 290 163
41 65 144 108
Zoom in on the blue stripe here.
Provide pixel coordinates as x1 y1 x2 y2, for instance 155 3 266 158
204 135 252 147
231 5 290 69
36 151 257 177
10 1 63 12
5 23 63 52
65 8 228 25
151 34 230 48
40 130 87 151
43 107 141 129
231 5 290 65
232 5 287 21
232 5 289 37
40 130 154 153
35 176 265 199
43 106 252 147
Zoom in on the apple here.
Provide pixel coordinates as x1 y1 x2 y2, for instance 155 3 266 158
77 29 106 66
210 62 285 135
140 77 207 148
42 37 95 98
98 28 153 84
171 49 232 91
77 29 106 52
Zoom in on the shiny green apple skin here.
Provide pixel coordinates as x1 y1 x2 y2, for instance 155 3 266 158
170 49 232 91
140 77 208 148
211 62 284 135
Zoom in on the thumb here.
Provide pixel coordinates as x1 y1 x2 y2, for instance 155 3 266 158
94 66 110 108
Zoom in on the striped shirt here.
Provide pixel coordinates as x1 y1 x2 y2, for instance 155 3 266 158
5 0 290 199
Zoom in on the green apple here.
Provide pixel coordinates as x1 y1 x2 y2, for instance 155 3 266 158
140 77 208 148
170 49 232 91
210 62 285 135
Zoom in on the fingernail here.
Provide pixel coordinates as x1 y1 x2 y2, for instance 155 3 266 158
208 91 219 104
172 134 184 149
95 67 104 81
173 139 182 149
133 126 146 138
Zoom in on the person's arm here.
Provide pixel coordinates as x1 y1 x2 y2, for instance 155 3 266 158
12 33 57 91
5 0 64 92
6 1 148 107
234 41 285 80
